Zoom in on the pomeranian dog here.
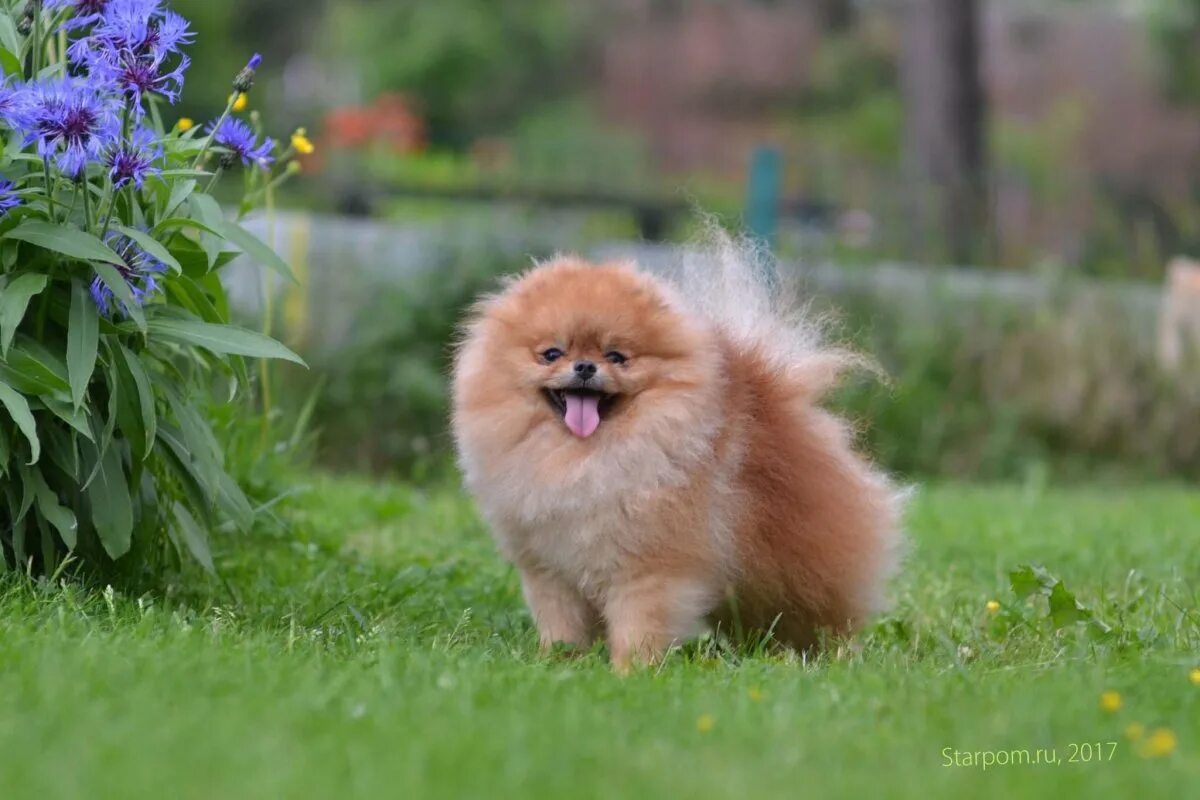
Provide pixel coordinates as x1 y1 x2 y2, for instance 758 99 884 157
452 237 903 670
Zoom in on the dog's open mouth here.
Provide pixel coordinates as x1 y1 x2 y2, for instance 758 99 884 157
543 388 616 439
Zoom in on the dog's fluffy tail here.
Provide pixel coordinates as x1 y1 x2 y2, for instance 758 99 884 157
664 225 866 401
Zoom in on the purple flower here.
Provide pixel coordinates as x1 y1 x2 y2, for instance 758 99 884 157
0 179 22 216
90 231 167 317
24 79 120 177
86 46 190 105
0 82 33 130
208 118 273 168
106 126 161 188
46 0 112 29
67 0 193 107
81 0 193 61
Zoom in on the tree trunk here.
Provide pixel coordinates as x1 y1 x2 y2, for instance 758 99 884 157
900 0 988 265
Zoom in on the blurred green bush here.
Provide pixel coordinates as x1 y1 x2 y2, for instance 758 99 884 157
282 259 506 477
277 255 1200 484
833 287 1200 482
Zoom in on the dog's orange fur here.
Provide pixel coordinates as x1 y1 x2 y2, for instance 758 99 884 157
452 256 902 670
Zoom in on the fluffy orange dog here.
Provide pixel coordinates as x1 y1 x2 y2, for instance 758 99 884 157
452 241 903 670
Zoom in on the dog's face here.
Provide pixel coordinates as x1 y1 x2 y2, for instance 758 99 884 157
454 258 718 453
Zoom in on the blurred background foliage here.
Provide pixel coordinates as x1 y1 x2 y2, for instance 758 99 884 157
173 0 1200 484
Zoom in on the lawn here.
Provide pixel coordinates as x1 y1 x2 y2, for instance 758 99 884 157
1 477 1197 799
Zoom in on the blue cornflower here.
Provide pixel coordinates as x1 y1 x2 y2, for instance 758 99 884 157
24 79 119 177
46 0 112 29
90 231 167 317
86 45 190 106
209 118 274 168
0 179 23 216
68 0 193 107
91 0 193 60
0 81 33 130
106 126 162 188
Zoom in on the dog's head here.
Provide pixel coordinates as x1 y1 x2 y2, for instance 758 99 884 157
453 257 719 452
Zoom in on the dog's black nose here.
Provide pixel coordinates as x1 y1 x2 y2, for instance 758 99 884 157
573 360 597 380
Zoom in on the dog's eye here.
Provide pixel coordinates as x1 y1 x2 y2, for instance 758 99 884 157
605 351 628 365
541 347 564 363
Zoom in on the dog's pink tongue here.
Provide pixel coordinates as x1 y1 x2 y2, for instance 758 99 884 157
564 392 601 438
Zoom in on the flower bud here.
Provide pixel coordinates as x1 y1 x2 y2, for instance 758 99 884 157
232 53 263 94
17 0 34 36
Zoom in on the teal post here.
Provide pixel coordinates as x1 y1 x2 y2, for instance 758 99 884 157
745 146 781 251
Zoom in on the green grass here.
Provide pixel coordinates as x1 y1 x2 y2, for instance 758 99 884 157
1 478 1198 798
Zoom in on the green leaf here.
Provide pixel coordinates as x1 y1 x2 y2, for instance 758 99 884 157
0 47 21 77
1047 581 1091 628
1009 564 1055 600
0 273 47 357
81 353 121 492
0 379 39 464
91 262 146 332
113 343 156 461
37 394 94 441
115 225 182 275
156 425 214 519
4 220 126 265
146 318 305 365
214 468 254 531
216 221 296 282
151 216 225 239
164 387 221 489
0 14 19 57
165 276 223 323
68 281 100 409
3 337 71 395
29 468 78 550
6 483 27 566
11 460 34 526
84 438 133 559
41 420 81 480
173 503 215 575
161 178 196 219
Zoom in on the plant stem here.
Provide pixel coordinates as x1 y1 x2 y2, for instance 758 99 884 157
191 96 236 171
99 179 120 240
30 2 40 78
121 100 132 143
67 180 79 219
43 157 56 221
203 166 224 195
258 178 277 451
80 179 94 233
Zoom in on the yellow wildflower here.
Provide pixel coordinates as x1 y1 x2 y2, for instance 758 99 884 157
291 127 315 155
696 714 715 733
985 600 1000 613
177 117 194 132
1189 667 1200 686
1099 691 1122 713
1124 722 1145 741
748 687 764 702
230 92 248 112
1139 728 1177 759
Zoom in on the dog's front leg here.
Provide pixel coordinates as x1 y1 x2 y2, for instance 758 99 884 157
604 574 717 672
519 566 599 654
